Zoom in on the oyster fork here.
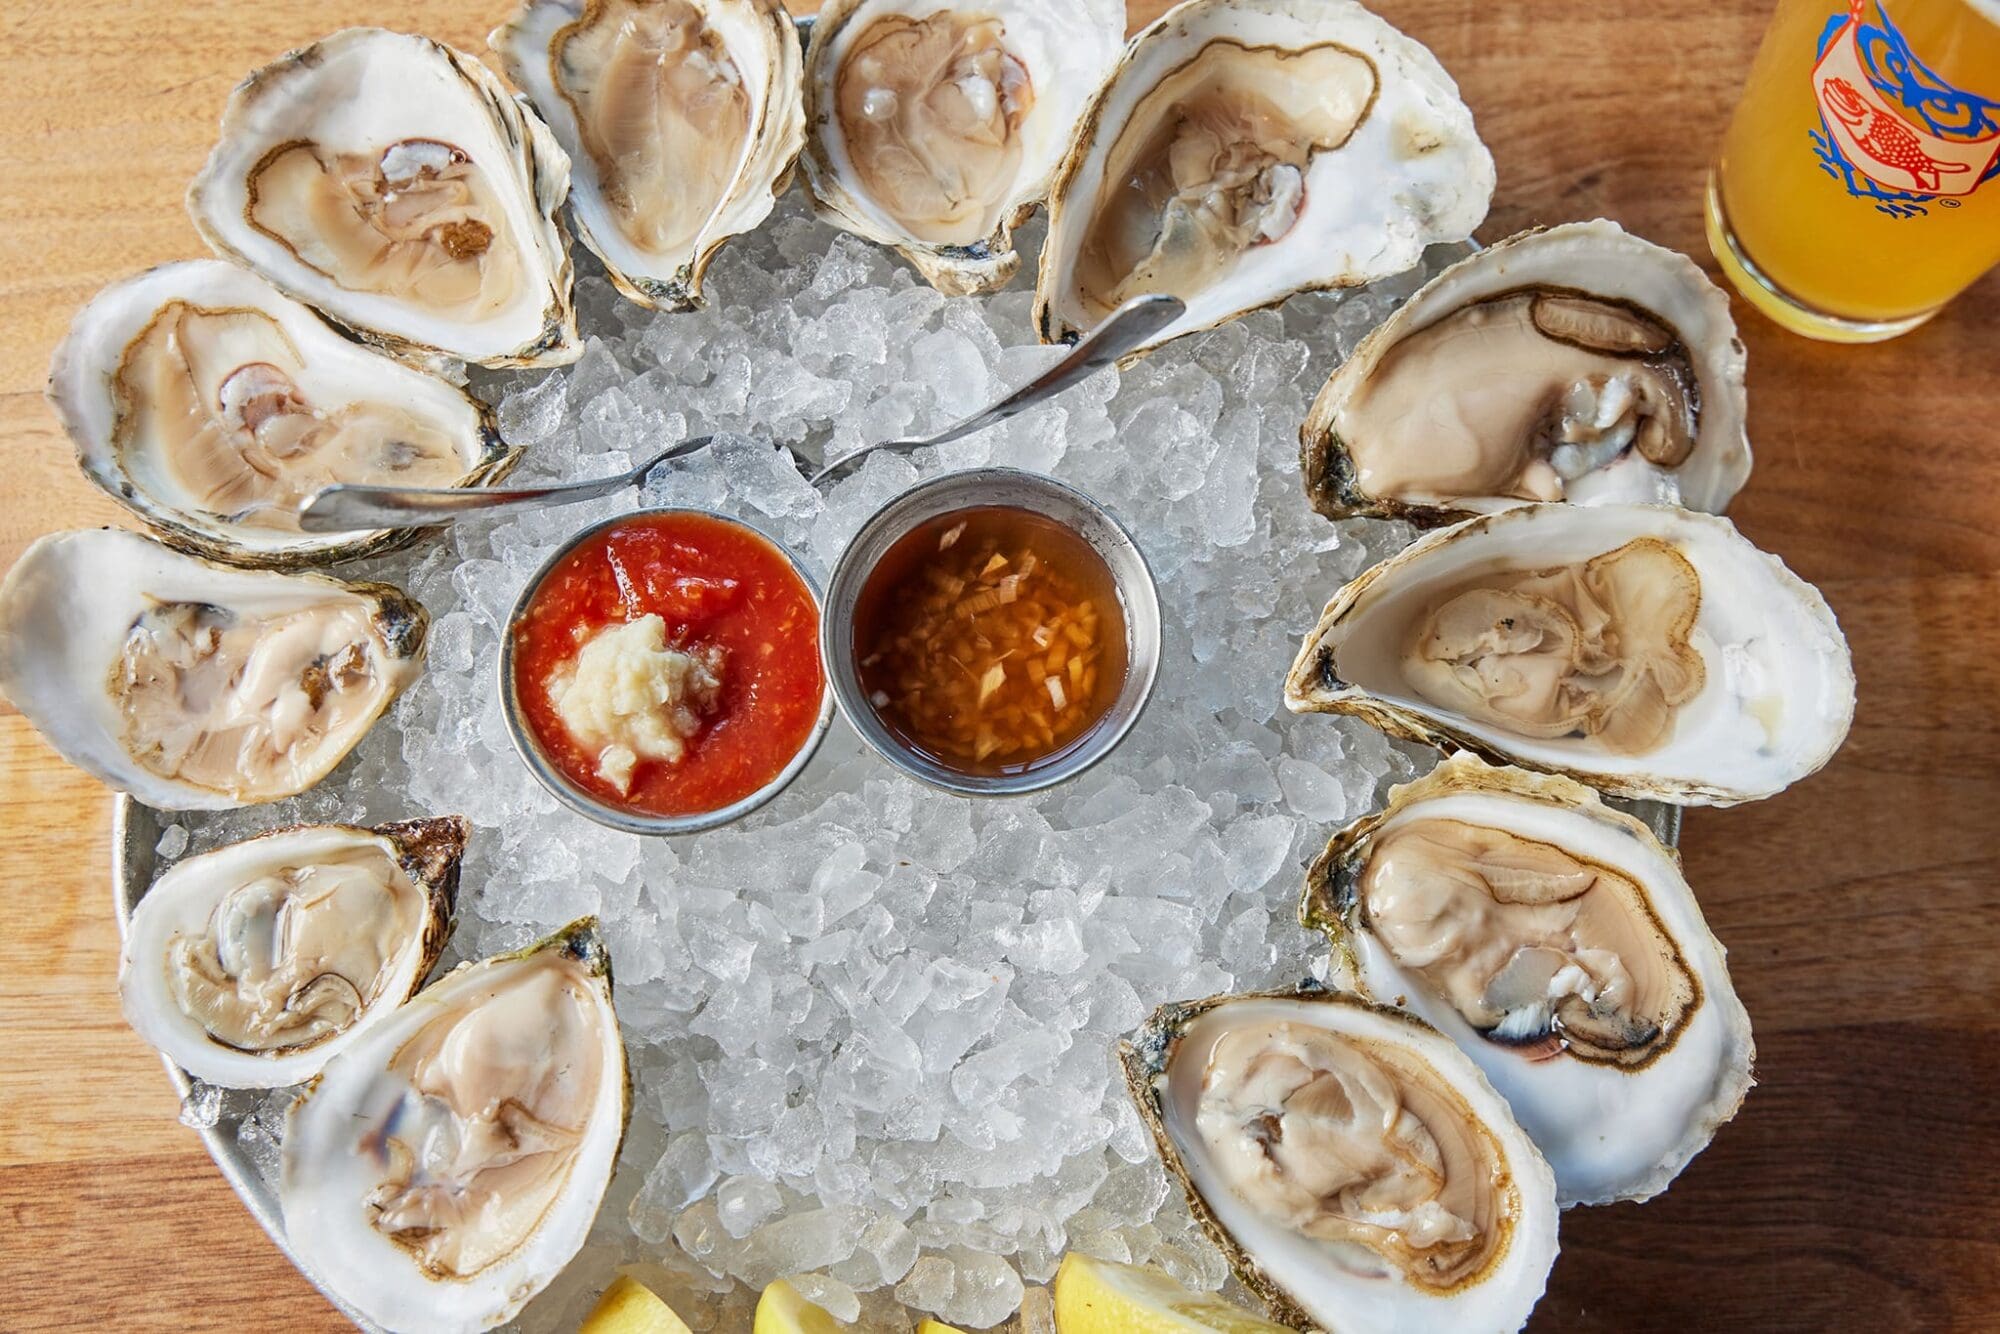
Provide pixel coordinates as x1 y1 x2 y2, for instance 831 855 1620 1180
294 293 1184 535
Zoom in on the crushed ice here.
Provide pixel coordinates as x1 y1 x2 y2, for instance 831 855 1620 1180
146 190 1464 1329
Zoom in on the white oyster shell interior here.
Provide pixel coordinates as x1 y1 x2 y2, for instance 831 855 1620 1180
281 922 625 1334
187 28 578 369
0 528 424 810
120 820 459 1088
493 0 806 310
1286 503 1855 805
50 259 511 564
1035 0 1494 354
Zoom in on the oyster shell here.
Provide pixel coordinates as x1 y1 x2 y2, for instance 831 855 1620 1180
1303 754 1754 1206
50 259 519 567
281 918 628 1334
0 528 426 809
802 0 1126 295
1284 503 1854 805
120 818 465 1088
1122 987 1558 1332
1301 221 1752 523
187 28 579 369
1035 0 1493 357
493 0 806 310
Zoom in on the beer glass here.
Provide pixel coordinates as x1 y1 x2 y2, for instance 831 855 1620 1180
1706 0 2000 341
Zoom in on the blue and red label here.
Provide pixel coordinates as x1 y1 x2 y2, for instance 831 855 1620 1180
1809 0 2000 216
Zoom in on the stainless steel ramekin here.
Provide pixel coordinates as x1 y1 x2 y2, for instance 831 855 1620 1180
820 469 1162 796
500 507 834 835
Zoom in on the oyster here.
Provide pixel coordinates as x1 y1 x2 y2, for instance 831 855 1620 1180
1301 221 1752 523
120 818 465 1088
493 0 806 310
0 528 426 810
1035 0 1493 357
281 918 628 1334
50 260 519 567
1122 988 1558 1332
1303 754 1754 1205
187 28 579 369
1284 503 1854 805
802 0 1126 295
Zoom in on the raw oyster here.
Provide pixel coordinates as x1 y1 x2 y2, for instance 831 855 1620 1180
281 918 628 1334
187 28 579 369
1284 503 1854 805
1122 988 1558 1332
0 528 426 809
50 260 519 566
493 0 806 310
1303 754 1754 1205
802 0 1126 295
1035 0 1493 357
120 818 465 1088
1301 221 1752 523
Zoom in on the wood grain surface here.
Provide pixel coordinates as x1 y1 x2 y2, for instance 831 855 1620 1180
0 0 1993 1330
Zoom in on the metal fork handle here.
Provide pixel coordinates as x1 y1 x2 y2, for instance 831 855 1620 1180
296 436 716 533
808 292 1185 487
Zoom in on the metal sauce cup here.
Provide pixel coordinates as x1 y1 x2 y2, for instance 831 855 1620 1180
500 507 834 835
821 469 1162 795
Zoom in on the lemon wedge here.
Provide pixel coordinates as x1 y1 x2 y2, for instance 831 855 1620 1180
916 1322 970 1334
754 1278 845 1333
580 1275 695 1334
1052 1254 1290 1334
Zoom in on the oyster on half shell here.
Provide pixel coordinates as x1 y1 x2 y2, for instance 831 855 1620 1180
1303 754 1754 1205
281 918 628 1334
1035 0 1493 358
1284 503 1854 806
494 0 806 310
1122 988 1558 1332
802 0 1127 295
188 28 579 369
1301 221 1752 523
50 260 519 567
120 818 465 1088
0 528 426 809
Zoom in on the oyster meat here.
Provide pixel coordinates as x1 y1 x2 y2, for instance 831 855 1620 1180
50 259 518 566
187 28 579 369
803 0 1126 295
0 528 426 809
494 0 806 310
1304 754 1754 1205
1123 988 1557 1332
1035 0 1493 357
1301 221 1752 522
1285 503 1854 805
120 818 464 1088
281 918 627 1334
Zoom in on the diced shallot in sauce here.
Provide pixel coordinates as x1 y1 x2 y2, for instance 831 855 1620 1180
852 506 1126 775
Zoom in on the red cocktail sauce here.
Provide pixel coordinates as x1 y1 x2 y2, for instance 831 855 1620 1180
511 512 824 818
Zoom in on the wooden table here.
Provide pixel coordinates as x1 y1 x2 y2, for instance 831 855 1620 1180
2 0 1993 1329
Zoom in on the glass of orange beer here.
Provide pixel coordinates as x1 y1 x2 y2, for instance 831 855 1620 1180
1707 0 2000 341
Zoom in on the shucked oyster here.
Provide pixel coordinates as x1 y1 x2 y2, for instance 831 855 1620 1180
282 918 628 1334
494 0 806 310
1035 0 1493 357
50 260 519 567
1303 754 1754 1205
1122 988 1558 1332
1285 503 1854 805
1301 221 1752 523
120 818 465 1088
0 528 425 809
802 0 1126 295
188 28 579 369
